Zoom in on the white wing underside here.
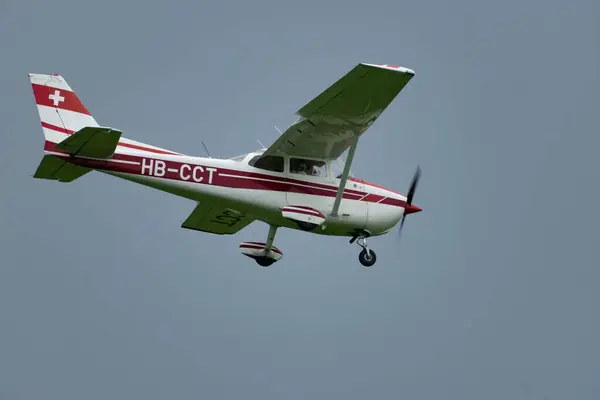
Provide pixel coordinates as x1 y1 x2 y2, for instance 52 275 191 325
262 63 415 160
181 200 255 235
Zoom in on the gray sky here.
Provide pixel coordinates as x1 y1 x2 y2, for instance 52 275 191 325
1 0 599 399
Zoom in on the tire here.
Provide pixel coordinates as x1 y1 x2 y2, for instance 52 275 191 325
255 257 275 267
295 221 318 231
358 249 377 267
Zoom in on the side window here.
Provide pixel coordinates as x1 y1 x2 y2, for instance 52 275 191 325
290 158 328 177
248 155 284 173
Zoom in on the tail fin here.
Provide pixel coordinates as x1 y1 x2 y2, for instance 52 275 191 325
30 73 183 158
29 73 100 147
29 73 184 182
29 73 102 182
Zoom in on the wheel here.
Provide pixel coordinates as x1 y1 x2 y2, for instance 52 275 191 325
255 257 275 267
358 249 377 267
295 221 318 231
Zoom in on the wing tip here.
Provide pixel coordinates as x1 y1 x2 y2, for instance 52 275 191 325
361 63 415 75
28 73 61 77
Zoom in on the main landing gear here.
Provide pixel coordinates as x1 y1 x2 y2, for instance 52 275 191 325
239 225 283 267
350 234 377 267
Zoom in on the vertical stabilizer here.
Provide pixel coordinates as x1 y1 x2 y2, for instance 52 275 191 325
29 73 99 146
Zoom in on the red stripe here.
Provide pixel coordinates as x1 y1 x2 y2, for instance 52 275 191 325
32 83 91 115
350 177 403 196
43 143 411 208
50 154 141 175
380 197 406 207
217 173 361 200
240 243 282 255
42 123 181 156
41 121 73 134
282 207 325 218
285 205 321 210
282 206 323 215
44 140 66 153
119 142 181 156
361 193 386 203
44 140 150 162
229 171 364 196
43 133 356 193
283 209 325 218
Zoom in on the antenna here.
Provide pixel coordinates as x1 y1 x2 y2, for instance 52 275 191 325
257 140 266 150
273 125 283 135
201 141 212 158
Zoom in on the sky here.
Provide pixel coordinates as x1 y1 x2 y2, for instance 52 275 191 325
1 0 599 399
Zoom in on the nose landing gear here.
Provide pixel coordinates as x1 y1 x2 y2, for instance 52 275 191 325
350 234 377 267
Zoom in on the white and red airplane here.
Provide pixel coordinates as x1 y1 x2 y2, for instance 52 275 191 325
29 62 421 267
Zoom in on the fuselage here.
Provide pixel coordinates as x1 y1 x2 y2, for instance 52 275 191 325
63 148 414 237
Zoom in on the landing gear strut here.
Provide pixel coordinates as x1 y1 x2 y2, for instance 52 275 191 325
350 234 377 267
257 225 278 267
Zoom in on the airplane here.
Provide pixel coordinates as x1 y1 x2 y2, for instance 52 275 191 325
28 62 422 267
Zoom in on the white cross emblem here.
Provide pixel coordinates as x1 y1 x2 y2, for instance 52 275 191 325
48 89 65 106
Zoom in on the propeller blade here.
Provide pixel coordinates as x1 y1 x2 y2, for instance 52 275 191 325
406 165 421 205
398 165 421 238
398 215 407 237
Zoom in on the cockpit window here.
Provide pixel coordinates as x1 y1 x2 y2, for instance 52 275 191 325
290 158 328 177
248 155 284 172
331 157 354 179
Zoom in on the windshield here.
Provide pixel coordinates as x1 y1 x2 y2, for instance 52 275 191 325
331 152 355 179
229 149 265 162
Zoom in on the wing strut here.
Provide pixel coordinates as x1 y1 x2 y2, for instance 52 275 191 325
329 133 360 218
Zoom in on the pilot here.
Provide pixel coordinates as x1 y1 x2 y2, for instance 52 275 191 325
296 163 308 175
294 160 320 176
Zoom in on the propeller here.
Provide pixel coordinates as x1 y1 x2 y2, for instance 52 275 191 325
398 165 422 237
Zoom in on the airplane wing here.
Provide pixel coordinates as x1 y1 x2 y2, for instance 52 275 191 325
181 200 256 235
261 63 415 160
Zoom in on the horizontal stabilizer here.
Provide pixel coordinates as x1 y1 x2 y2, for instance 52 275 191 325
33 155 92 182
55 126 122 158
